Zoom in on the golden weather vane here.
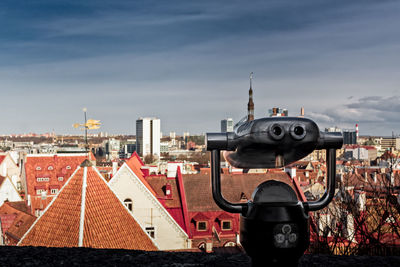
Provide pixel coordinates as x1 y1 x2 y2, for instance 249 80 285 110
73 107 101 152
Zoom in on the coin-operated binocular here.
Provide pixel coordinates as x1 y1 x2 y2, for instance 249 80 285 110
206 117 342 266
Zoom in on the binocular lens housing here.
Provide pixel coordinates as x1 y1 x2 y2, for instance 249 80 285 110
206 117 342 168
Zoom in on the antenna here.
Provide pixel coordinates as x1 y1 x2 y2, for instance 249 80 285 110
250 72 254 88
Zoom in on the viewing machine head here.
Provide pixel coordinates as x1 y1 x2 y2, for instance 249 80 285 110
206 117 343 266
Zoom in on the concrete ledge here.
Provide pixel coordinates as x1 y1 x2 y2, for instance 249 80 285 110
1 247 400 266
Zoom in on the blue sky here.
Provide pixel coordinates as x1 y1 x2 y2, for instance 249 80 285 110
1 0 400 136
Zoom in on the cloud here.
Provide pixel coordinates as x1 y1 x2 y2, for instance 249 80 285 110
1 1 400 135
309 96 400 134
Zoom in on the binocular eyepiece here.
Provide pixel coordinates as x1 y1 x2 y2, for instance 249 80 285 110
206 117 342 168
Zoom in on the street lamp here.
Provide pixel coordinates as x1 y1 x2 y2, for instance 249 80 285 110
206 117 342 266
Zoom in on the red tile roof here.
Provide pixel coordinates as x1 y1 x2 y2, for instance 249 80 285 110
124 153 157 196
19 164 157 250
0 201 36 244
0 155 6 165
24 153 95 212
182 172 300 212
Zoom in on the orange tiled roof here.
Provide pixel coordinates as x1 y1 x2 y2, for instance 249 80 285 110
0 201 36 244
125 152 145 179
18 164 157 250
123 153 157 196
182 172 300 212
24 153 94 212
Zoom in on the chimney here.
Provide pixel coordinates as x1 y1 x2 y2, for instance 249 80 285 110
206 239 213 253
112 161 118 176
356 191 366 211
365 169 368 182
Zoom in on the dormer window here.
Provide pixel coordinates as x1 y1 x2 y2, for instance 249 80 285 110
197 221 207 231
221 220 232 231
37 177 50 182
58 177 64 181
50 188 59 195
165 183 172 199
36 166 41 171
48 166 54 170
15 220 23 227
36 189 46 195
66 166 71 170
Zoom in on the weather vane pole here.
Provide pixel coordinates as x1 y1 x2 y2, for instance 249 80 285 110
73 108 101 157
83 107 88 152
250 72 254 89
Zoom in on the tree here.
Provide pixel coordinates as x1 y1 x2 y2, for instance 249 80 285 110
144 154 155 164
309 157 400 256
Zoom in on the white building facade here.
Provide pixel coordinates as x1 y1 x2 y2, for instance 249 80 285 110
109 163 190 250
221 118 234 133
136 117 160 157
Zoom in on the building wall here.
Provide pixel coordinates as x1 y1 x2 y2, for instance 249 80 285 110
0 177 23 206
109 164 189 250
380 137 400 151
136 118 160 157
221 118 234 133
0 154 22 191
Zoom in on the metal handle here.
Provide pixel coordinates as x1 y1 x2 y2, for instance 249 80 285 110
211 148 337 214
303 148 336 212
211 150 248 214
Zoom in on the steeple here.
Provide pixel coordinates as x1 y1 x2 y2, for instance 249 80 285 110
247 72 254 121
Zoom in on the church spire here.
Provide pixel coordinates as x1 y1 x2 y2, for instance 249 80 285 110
247 72 254 121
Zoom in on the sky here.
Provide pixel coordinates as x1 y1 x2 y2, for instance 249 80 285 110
1 0 400 136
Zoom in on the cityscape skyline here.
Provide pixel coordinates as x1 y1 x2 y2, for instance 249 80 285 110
1 1 400 135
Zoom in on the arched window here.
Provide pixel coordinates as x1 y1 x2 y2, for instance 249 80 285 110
124 198 133 211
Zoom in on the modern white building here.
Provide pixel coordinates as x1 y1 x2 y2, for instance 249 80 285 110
221 118 234 133
136 117 160 157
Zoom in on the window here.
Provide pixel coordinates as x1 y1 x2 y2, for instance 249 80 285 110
145 226 155 238
50 188 59 195
36 177 50 182
36 189 46 195
197 221 207 231
66 166 71 170
48 166 54 170
36 166 41 171
124 199 133 211
221 220 232 231
58 177 64 181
